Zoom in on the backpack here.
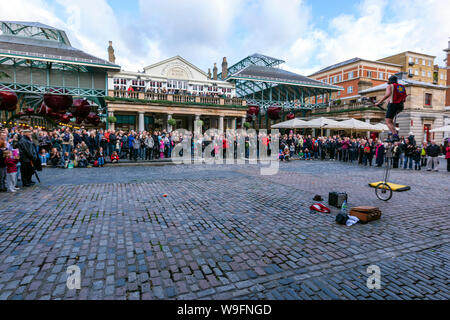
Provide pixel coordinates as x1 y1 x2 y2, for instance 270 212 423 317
364 146 371 154
336 213 349 225
63 133 70 142
392 83 407 104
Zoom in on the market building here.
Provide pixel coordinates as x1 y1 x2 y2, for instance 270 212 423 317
106 50 342 131
106 47 246 132
0 21 120 129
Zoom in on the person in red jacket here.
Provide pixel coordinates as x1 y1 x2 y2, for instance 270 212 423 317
111 151 119 163
4 150 20 193
446 140 450 172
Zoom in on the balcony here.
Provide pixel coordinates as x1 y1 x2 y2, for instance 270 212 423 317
408 61 415 66
311 102 382 115
107 90 246 107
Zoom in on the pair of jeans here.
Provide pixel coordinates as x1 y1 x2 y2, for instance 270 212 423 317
414 160 421 170
426 156 438 170
62 144 71 156
403 156 413 169
98 157 105 166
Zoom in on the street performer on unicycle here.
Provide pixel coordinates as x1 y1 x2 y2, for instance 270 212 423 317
374 75 407 142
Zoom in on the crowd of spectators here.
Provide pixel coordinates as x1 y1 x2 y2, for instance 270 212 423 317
0 125 449 193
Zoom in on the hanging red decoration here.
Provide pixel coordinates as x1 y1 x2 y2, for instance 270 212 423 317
24 107 35 114
73 99 91 118
86 112 100 125
247 105 260 116
38 103 52 116
43 89 73 112
267 106 282 120
287 113 295 120
59 114 71 124
0 87 18 111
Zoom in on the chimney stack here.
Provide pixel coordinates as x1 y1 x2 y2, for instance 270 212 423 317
213 63 218 80
108 41 116 64
222 57 228 79
207 68 211 79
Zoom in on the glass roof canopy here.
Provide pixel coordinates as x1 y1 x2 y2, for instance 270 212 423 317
224 53 343 111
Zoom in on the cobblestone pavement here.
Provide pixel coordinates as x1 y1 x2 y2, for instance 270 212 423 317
0 160 448 300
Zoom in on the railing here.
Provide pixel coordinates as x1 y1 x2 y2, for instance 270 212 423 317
0 49 112 65
312 102 380 114
108 90 245 106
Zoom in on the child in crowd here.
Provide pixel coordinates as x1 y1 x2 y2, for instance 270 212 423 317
289 143 295 158
412 147 422 170
78 153 88 168
50 148 60 168
39 148 50 167
298 149 304 159
97 147 105 167
62 152 70 168
111 151 119 163
304 148 311 160
4 150 20 193
159 139 165 159
0 140 6 192
283 146 290 161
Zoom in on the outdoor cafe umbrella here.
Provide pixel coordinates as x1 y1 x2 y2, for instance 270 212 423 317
271 118 308 129
301 117 343 136
430 125 450 132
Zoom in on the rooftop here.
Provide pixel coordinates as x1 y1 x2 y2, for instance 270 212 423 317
0 21 120 70
229 64 343 90
309 57 401 77
360 79 447 94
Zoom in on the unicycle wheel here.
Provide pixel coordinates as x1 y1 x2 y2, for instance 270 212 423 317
375 182 393 201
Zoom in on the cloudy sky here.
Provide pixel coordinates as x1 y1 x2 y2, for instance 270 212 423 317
1 0 449 75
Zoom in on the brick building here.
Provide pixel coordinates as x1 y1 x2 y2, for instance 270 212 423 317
308 58 401 104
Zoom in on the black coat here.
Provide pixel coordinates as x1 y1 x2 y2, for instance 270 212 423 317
18 136 36 163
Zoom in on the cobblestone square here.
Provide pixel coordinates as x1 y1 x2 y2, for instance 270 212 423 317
0 161 448 300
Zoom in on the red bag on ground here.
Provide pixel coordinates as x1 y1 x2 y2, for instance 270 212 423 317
310 203 331 213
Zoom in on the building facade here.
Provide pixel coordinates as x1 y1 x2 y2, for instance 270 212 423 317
308 58 401 104
359 74 447 145
377 51 447 86
106 54 247 132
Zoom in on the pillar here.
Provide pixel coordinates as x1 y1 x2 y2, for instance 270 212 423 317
365 118 371 139
167 114 173 132
108 111 115 131
188 115 193 132
241 116 246 129
232 117 236 130
138 112 144 132
219 116 224 133
326 129 330 137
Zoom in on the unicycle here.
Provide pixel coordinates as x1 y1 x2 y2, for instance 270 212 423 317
375 159 393 201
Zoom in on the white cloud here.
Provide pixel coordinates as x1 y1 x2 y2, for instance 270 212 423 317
0 0 448 76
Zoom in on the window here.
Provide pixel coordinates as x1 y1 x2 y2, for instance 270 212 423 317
427 71 431 78
323 79 327 84
408 69 413 75
367 71 372 78
422 71 426 77
338 75 342 82
428 60 432 66
348 71 354 79
379 72 384 79
347 86 353 93
415 58 419 64
409 57 413 63
422 59 425 65
337 91 341 96
441 73 444 80
415 70 419 75
424 93 432 106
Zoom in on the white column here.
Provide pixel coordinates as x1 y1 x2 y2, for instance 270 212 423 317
188 115 193 132
194 114 201 134
219 116 224 133
108 111 115 131
365 118 371 139
232 117 236 130
241 116 246 129
167 114 173 132
326 129 330 137
138 112 145 132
